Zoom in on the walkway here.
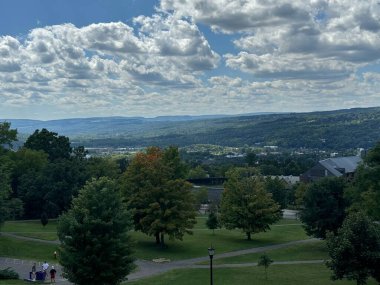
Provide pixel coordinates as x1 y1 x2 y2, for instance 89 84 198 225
0 233 320 283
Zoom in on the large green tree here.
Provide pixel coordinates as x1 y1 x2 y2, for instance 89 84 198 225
220 168 281 240
326 212 380 285
24 128 71 161
347 142 380 220
122 146 196 247
57 177 134 285
300 177 348 239
0 153 12 228
0 122 19 228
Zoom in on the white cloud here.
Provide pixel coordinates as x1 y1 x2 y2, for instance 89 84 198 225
161 0 380 80
0 14 219 115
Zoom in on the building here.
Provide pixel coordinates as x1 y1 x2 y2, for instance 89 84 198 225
300 156 362 183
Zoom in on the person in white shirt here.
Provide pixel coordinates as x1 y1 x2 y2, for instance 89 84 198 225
42 261 49 279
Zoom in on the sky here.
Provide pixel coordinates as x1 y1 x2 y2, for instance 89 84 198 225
1 0 380 120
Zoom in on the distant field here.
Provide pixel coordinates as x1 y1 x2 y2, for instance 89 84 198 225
126 264 377 285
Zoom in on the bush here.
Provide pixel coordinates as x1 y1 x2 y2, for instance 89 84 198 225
0 267 19 280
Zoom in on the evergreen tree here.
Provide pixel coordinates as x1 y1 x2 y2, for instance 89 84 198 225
57 178 134 285
40 212 48 227
206 206 220 234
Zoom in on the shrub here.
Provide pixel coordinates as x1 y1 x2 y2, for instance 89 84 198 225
0 267 19 280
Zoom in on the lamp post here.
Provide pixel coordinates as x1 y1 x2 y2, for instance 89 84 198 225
208 246 215 285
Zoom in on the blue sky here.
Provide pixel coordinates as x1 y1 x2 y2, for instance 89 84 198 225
1 0 380 120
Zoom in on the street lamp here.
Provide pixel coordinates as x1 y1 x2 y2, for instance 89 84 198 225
208 246 215 285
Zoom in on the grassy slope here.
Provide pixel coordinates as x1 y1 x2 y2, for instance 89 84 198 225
208 240 328 265
0 236 58 262
1 220 58 241
1 218 308 261
131 218 308 261
126 264 377 285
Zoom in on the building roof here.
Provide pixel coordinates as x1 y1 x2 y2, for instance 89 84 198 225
319 156 362 177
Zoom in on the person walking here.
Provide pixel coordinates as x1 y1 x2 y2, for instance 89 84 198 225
50 266 57 283
31 263 36 281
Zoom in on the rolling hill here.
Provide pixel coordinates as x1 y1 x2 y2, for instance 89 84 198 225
3 107 380 151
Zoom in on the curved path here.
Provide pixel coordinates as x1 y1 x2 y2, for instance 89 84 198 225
1 233 319 283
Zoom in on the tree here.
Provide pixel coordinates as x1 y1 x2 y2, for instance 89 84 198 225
294 182 309 210
264 177 288 209
57 177 134 285
220 168 281 240
206 205 220 234
0 151 22 229
326 212 380 285
122 147 196 247
40 212 48 227
300 177 348 239
24 128 71 161
347 141 380 220
258 253 273 280
0 122 17 149
188 165 208 179
245 151 256 167
0 154 12 229
194 186 208 210
0 122 18 228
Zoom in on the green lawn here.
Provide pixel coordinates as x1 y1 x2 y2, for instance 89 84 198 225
1 220 58 241
0 236 58 262
207 240 328 265
126 264 377 285
131 218 308 261
1 218 308 261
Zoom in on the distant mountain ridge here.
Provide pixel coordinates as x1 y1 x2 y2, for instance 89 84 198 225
1 112 279 136
2 107 380 150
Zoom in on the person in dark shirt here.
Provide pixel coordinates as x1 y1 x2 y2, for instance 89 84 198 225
50 266 57 283
31 263 36 281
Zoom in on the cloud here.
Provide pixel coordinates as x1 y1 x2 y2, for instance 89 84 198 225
161 0 380 80
0 14 219 113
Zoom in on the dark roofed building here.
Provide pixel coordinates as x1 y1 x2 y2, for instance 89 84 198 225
300 156 362 183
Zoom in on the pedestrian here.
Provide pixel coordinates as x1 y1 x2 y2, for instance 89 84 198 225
31 263 36 281
42 261 49 279
53 251 57 259
50 266 57 283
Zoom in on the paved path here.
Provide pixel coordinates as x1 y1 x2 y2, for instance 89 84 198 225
0 257 70 284
1 233 319 283
127 238 318 281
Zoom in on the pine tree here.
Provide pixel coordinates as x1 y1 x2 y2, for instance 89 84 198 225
57 177 135 285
